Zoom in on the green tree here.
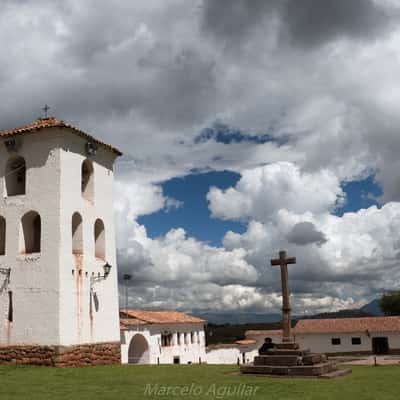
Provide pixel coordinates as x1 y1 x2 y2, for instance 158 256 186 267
380 291 400 316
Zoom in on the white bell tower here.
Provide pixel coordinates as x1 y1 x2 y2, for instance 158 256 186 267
0 117 121 366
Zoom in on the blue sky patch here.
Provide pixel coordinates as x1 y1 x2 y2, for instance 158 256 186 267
138 172 383 247
138 171 246 246
194 121 288 145
336 175 382 216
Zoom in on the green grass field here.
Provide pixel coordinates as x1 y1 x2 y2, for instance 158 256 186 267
0 364 398 400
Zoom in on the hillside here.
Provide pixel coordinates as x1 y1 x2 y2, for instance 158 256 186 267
204 303 379 345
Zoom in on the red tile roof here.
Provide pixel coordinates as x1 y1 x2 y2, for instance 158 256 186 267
0 117 122 155
235 339 257 345
294 317 400 334
120 318 147 331
245 329 283 337
119 309 206 325
245 317 400 337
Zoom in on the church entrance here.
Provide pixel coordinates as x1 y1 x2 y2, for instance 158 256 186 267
128 334 150 364
372 337 389 355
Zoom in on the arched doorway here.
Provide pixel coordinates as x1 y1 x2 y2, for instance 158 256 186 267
128 334 150 364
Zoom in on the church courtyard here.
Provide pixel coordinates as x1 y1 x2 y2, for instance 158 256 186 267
0 364 398 400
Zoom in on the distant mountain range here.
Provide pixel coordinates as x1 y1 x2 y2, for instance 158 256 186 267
193 298 384 325
193 311 282 325
360 298 384 316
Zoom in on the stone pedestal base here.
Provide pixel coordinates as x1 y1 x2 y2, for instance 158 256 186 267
0 342 121 367
240 343 352 378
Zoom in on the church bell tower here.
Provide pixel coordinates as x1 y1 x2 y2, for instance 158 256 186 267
0 116 121 366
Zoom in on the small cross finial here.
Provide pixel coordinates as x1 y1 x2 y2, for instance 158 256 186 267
42 104 50 118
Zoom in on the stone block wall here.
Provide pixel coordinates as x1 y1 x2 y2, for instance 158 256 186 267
0 342 120 367
325 348 400 357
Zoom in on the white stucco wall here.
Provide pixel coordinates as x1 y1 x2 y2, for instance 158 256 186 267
247 331 400 354
0 127 120 347
58 131 120 346
295 332 400 354
206 345 257 365
121 323 206 364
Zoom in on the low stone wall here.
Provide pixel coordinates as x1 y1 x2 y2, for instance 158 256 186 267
0 342 121 367
326 348 400 357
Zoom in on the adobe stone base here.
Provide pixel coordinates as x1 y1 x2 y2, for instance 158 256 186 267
0 342 121 367
240 343 352 378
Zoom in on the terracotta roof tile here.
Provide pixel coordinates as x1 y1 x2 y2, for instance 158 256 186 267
0 117 122 155
120 309 206 325
235 339 257 345
245 317 400 337
120 318 147 330
294 317 400 334
206 343 240 350
245 329 283 337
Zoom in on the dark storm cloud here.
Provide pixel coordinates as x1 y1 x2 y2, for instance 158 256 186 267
0 0 219 154
283 0 395 48
202 0 397 48
286 222 327 246
201 0 279 42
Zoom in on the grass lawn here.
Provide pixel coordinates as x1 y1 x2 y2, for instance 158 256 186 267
0 364 398 400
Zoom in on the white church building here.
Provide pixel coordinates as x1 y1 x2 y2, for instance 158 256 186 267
120 309 206 364
0 117 122 366
246 316 400 356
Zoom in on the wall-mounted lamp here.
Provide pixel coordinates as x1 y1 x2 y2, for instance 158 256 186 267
85 142 98 156
91 262 112 286
89 262 112 317
4 139 20 152
0 267 11 294
0 268 11 283
103 262 112 277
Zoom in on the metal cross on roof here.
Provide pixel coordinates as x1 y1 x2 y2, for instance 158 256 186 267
42 104 50 118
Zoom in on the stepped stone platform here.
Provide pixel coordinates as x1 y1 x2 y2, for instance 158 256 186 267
240 343 352 379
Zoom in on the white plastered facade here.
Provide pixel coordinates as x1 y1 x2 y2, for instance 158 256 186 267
247 331 400 355
0 127 120 347
205 345 257 365
294 332 400 354
121 322 206 364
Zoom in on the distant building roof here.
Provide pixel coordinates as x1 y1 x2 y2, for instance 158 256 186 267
119 309 206 326
294 317 400 334
206 343 240 351
235 339 257 346
246 329 283 337
120 318 147 331
0 117 122 155
245 317 400 337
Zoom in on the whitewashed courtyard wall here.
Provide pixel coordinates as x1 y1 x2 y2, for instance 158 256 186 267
247 331 400 355
121 323 206 364
295 332 400 354
206 345 258 365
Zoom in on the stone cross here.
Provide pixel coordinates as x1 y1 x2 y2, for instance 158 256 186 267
42 104 50 118
271 250 296 343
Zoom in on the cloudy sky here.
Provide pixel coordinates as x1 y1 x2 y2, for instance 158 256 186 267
3 0 400 316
